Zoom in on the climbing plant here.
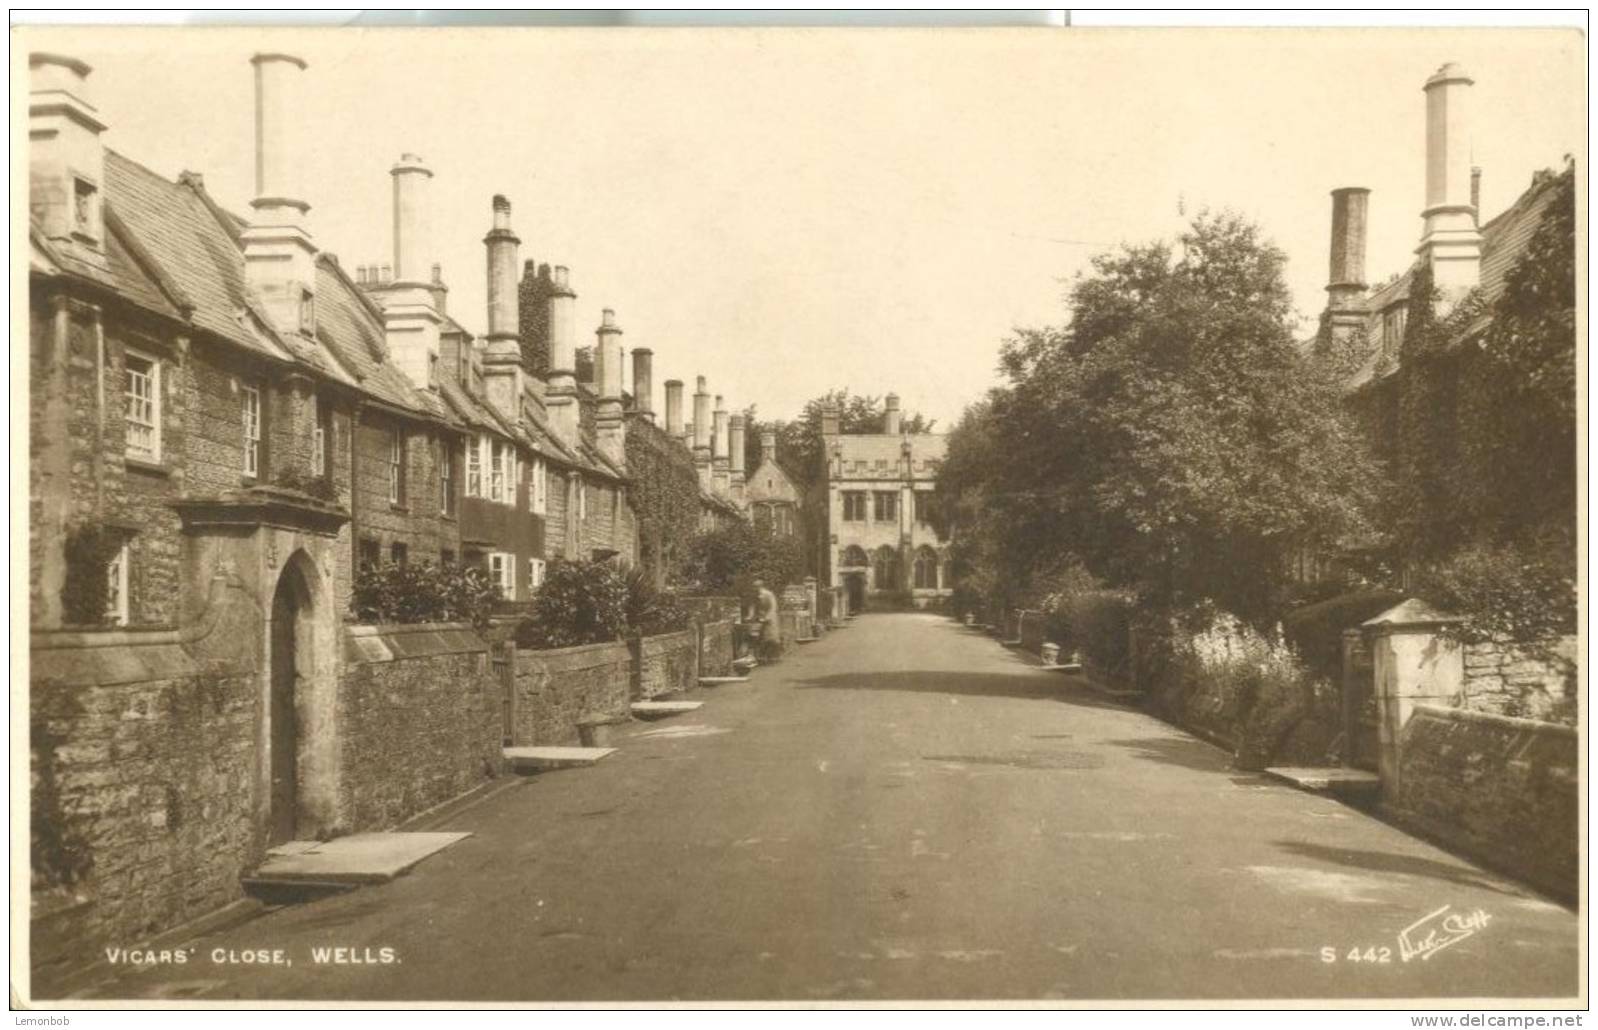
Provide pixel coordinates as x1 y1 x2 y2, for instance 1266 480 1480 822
625 419 702 587
60 522 125 626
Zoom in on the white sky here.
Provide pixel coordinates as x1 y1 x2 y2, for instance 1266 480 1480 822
20 26 1585 428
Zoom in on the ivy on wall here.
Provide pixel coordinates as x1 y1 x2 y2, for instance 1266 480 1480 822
1389 168 1576 654
625 419 702 587
60 523 125 626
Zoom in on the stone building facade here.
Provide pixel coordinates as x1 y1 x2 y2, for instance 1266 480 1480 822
816 394 951 611
26 47 740 987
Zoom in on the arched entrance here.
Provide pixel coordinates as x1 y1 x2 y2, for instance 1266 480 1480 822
844 572 866 612
268 557 315 845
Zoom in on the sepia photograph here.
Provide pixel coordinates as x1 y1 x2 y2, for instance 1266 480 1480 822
13 15 1586 1011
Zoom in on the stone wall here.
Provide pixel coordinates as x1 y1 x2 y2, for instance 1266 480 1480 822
698 619 735 677
1388 705 1577 902
1461 636 1577 725
29 626 258 996
633 629 698 699
340 623 502 832
681 595 740 623
510 640 631 746
1017 609 1047 653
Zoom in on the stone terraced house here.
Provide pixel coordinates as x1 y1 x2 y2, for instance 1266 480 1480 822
26 48 747 985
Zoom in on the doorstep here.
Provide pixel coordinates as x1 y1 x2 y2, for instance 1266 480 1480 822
632 700 704 718
1264 766 1382 802
503 746 617 772
246 831 470 891
698 676 750 686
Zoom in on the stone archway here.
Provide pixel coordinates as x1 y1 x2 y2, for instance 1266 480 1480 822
263 547 338 845
268 557 312 843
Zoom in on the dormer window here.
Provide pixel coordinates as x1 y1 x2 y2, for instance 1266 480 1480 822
72 176 99 240
298 287 315 335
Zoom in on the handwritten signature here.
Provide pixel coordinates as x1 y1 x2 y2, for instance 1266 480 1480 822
1397 904 1492 962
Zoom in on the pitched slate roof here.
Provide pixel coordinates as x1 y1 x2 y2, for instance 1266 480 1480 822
1344 166 1569 389
102 151 293 363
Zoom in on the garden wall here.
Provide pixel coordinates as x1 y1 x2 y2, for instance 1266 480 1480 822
1389 705 1577 903
633 629 698 699
510 640 632 746
1461 636 1577 725
340 623 502 832
681 595 740 623
1017 609 1047 653
29 627 258 996
699 619 735 677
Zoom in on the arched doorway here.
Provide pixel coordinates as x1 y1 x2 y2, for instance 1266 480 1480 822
268 558 314 845
913 546 940 590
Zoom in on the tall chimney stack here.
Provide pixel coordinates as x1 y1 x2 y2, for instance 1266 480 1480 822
29 53 107 269
479 194 523 421
1419 62 1482 302
884 393 903 435
712 396 731 495
631 348 654 421
692 376 713 490
595 309 625 464
820 404 840 438
729 415 747 496
1325 187 1370 346
371 152 443 389
664 379 685 438
545 266 579 448
241 53 318 338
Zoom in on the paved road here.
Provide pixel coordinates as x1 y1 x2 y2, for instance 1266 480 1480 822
83 613 1579 1003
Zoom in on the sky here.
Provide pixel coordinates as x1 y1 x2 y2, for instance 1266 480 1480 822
19 26 1584 429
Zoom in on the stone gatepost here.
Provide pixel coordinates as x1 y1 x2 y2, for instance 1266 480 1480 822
1362 599 1465 800
804 575 818 619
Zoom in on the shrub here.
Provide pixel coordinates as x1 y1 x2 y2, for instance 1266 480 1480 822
623 566 693 637
352 561 499 628
515 558 628 650
1279 587 1406 683
1063 589 1135 671
61 523 126 626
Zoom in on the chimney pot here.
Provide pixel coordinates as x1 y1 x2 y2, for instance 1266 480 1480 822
884 393 902 435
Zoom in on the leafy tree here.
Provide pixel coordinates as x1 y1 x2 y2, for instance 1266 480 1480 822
684 518 806 604
946 212 1373 623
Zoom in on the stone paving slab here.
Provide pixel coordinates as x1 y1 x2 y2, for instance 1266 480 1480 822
251 832 470 885
503 746 617 771
632 700 705 717
1265 766 1382 797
